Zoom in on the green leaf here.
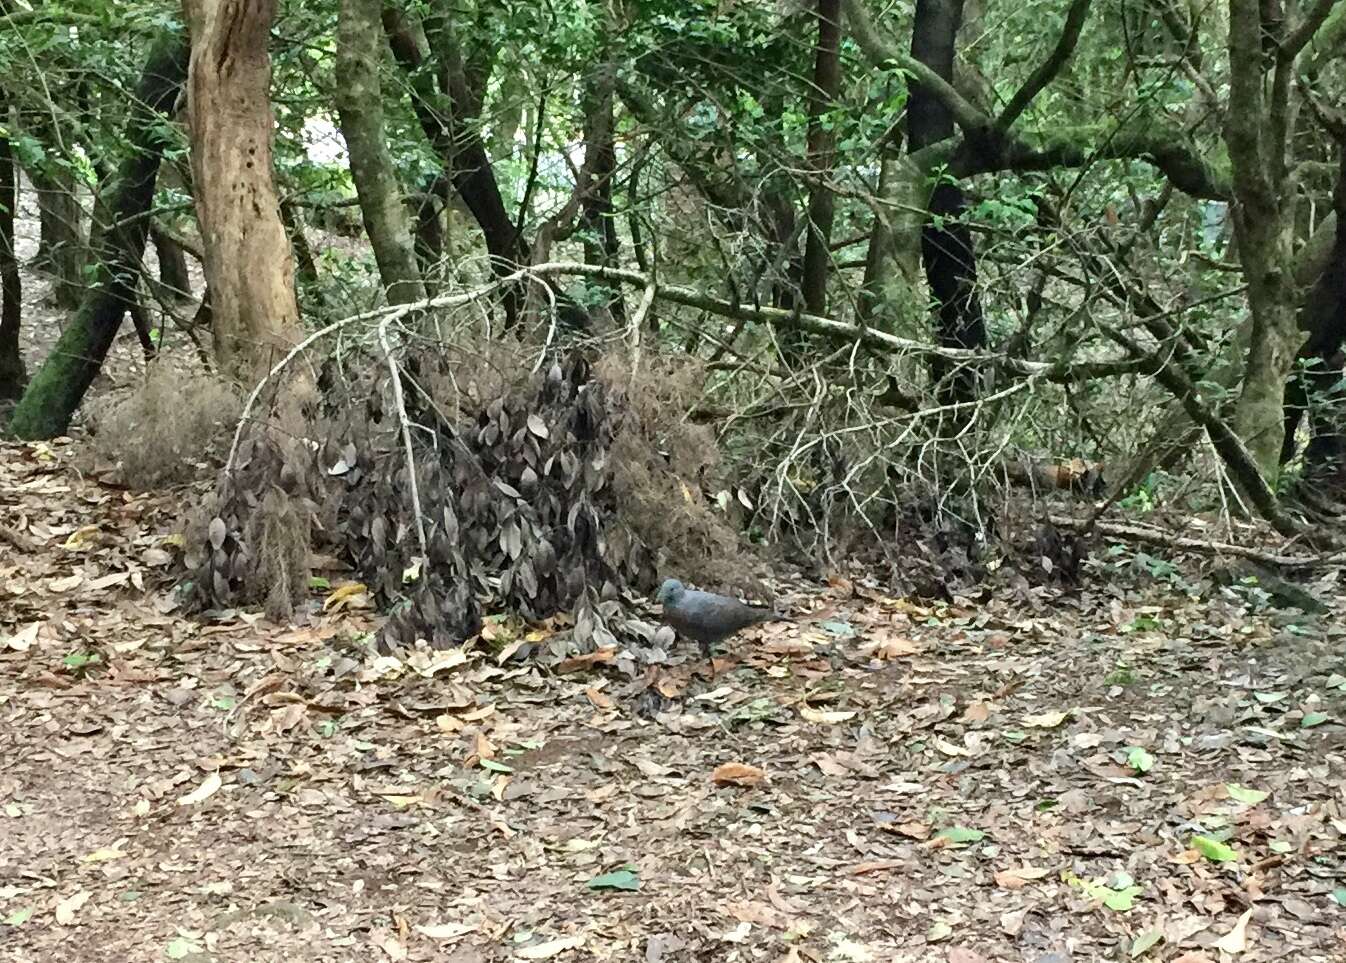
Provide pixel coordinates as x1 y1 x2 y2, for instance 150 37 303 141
480 759 514 773
1226 783 1268 805
165 937 200 960
1191 835 1238 862
62 651 100 670
4 906 33 926
308 576 331 590
586 867 639 891
1130 929 1163 957
1126 746 1155 773
1301 712 1329 728
820 620 856 639
1333 888 1346 906
935 826 985 846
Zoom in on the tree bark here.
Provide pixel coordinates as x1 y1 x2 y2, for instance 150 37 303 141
336 0 424 305
908 0 987 406
30 161 85 308
1282 136 1346 473
0 123 24 402
8 34 189 439
152 225 193 300
1222 0 1335 478
800 0 842 316
184 0 302 380
578 61 625 327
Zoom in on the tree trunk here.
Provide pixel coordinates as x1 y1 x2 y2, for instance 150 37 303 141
152 225 193 300
908 0 987 406
0 124 24 403
31 163 85 309
1224 0 1300 478
578 61 625 328
279 197 319 288
1282 141 1346 474
184 0 303 380
8 35 189 439
383 5 523 321
412 174 448 296
800 0 842 315
336 0 424 305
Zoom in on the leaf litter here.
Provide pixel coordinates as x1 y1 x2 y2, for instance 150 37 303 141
2 439 1346 960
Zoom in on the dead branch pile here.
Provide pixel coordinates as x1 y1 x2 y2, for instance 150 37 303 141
185 333 759 653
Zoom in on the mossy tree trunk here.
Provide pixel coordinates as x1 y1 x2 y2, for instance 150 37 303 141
7 34 189 439
1224 0 1338 480
184 0 302 381
335 0 424 306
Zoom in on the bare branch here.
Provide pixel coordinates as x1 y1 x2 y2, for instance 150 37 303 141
995 0 1094 132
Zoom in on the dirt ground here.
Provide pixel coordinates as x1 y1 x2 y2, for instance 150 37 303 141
5 193 1346 963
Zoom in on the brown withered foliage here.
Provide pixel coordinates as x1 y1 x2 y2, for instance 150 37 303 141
92 364 240 488
185 334 761 654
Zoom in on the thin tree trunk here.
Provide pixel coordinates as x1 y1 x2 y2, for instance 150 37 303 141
909 0 986 406
336 0 424 305
578 61 625 328
412 174 447 296
0 123 24 402
279 198 319 287
152 226 193 300
184 0 302 380
383 6 523 321
1282 139 1346 473
801 0 842 315
30 162 85 308
8 35 189 439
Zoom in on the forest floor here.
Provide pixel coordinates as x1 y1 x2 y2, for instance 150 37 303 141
4 434 1346 963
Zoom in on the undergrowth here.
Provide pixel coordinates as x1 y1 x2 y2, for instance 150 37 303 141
92 364 240 487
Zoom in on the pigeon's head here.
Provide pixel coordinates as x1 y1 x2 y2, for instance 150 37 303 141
655 579 685 606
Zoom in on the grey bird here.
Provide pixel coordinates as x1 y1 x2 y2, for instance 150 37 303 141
655 578 783 667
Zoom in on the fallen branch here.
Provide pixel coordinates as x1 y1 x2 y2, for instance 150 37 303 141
1049 513 1346 570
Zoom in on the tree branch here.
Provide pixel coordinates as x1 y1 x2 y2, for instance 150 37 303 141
995 0 1094 132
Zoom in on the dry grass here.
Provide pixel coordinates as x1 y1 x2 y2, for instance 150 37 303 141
92 364 240 487
596 352 764 596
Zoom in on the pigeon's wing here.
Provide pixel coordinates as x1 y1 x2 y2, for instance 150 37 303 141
677 590 774 642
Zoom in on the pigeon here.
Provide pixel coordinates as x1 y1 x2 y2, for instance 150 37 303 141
655 578 783 665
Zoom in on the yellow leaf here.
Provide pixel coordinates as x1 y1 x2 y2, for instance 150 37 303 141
81 847 126 863
324 582 370 612
799 706 857 724
63 525 100 550
1023 710 1071 728
177 772 223 806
